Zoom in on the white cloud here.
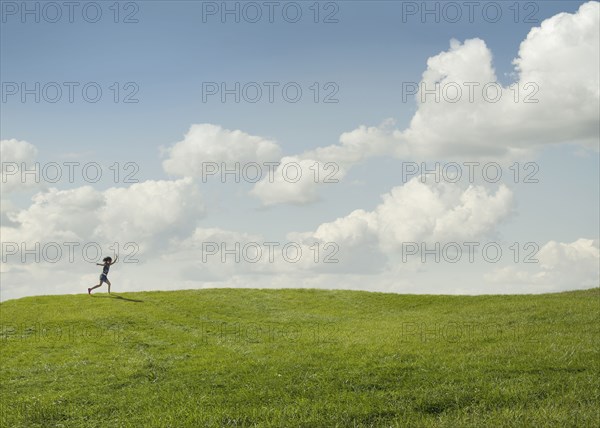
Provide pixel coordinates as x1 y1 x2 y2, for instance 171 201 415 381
0 138 37 162
5 186 103 243
97 178 203 243
1 139 40 193
513 1 600 149
1 178 203 261
250 120 396 206
162 124 282 177
293 178 513 272
485 238 600 291
306 118 400 164
249 156 340 206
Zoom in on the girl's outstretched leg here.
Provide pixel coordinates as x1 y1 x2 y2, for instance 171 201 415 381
106 279 112 294
89 282 102 295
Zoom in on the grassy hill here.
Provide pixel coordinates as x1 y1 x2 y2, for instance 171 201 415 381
1 288 598 427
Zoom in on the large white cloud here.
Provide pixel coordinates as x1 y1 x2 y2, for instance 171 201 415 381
513 0 600 148
407 1 597 155
1 178 203 262
162 124 282 177
401 1 599 157
291 177 514 273
251 2 599 206
97 179 203 243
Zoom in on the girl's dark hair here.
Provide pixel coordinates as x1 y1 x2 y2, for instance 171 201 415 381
103 256 112 263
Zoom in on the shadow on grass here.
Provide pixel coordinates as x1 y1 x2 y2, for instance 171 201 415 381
91 293 143 303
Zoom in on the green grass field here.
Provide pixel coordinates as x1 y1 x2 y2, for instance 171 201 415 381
1 288 598 427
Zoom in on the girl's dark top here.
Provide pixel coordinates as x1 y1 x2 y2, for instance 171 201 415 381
102 263 110 275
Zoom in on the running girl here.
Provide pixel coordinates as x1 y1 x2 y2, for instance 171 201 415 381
88 255 118 295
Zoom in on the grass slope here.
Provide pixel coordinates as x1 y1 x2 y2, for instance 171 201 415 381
1 288 599 427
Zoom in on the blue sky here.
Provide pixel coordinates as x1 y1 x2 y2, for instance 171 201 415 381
1 1 598 300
